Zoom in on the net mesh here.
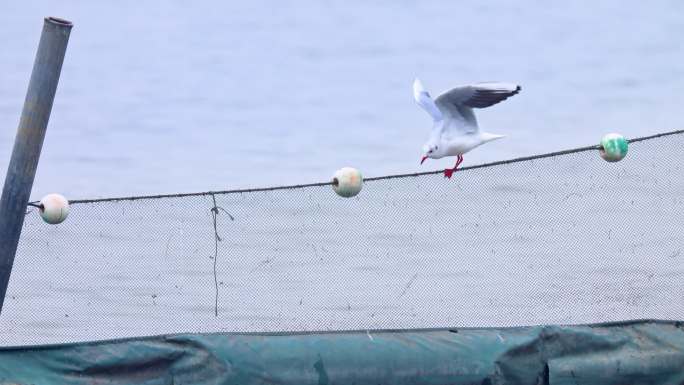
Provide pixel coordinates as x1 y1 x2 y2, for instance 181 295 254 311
1 131 683 346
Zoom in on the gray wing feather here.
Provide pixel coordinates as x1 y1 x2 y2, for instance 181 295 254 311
434 101 478 134
434 82 520 135
434 91 479 133
436 83 521 109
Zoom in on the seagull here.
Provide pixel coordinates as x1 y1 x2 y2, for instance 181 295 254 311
413 78 521 178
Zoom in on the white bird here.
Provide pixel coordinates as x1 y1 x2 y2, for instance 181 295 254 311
413 78 521 178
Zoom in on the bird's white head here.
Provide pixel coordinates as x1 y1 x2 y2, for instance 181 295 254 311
420 141 445 164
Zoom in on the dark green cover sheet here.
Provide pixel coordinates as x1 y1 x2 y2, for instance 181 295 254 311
1 320 683 385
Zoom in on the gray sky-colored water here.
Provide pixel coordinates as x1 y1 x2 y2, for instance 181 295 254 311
1 1 683 199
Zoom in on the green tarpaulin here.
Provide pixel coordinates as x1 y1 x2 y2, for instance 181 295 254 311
1 320 683 384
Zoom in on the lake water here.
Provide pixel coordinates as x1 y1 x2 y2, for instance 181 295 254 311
1 1 683 199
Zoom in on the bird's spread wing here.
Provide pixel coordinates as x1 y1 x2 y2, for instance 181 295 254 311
436 82 521 109
413 78 443 122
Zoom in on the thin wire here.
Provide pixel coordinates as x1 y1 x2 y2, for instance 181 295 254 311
61 128 683 205
211 195 221 317
24 202 42 215
210 194 234 317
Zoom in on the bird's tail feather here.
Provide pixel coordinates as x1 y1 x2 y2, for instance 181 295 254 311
480 132 506 143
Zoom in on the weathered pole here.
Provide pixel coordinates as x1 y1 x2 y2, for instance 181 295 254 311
0 17 72 314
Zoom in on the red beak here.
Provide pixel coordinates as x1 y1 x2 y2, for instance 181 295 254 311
420 156 428 165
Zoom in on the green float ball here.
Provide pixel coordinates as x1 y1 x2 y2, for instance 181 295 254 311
599 133 628 162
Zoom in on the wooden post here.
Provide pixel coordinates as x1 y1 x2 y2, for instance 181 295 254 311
0 17 73 314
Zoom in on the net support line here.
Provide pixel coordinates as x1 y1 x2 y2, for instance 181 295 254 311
59 129 683 205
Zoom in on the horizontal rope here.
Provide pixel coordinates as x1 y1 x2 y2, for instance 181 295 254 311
65 129 683 205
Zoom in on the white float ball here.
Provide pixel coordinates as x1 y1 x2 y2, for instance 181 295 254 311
39 193 69 224
332 167 363 198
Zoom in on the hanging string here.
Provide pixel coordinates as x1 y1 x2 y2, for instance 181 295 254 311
210 194 233 317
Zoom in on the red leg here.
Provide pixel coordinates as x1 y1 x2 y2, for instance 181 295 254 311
444 155 463 179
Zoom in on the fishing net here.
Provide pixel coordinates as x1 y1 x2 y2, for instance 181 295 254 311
1 131 683 346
